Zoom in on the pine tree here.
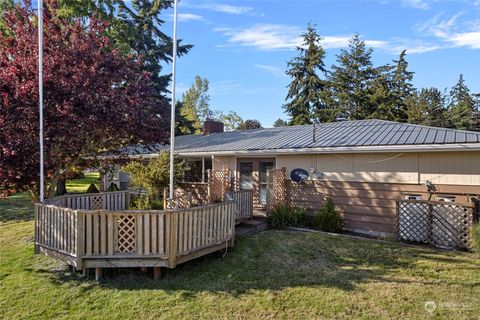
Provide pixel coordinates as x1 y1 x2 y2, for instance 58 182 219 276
391 50 415 122
407 88 449 128
237 120 262 130
329 34 378 120
448 74 475 130
273 118 288 127
284 24 330 125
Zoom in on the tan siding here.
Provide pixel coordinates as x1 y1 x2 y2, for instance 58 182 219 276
212 156 236 172
420 152 480 186
277 151 480 186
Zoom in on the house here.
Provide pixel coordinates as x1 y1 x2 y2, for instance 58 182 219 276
115 119 480 237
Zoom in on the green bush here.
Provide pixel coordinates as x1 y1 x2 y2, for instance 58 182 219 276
472 223 480 252
313 198 344 233
106 182 120 192
269 205 306 229
86 183 99 194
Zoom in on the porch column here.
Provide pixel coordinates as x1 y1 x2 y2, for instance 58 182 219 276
202 157 205 183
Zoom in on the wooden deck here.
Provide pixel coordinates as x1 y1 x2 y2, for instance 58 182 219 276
34 191 236 278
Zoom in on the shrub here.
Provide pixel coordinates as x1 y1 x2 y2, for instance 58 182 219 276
269 205 306 229
86 183 99 194
472 223 480 252
313 198 344 233
106 182 120 192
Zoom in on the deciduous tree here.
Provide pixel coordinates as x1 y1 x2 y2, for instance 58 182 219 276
0 2 169 198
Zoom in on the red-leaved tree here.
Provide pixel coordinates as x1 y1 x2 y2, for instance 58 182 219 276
0 1 169 199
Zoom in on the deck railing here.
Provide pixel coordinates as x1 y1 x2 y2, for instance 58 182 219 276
35 192 236 270
225 190 253 222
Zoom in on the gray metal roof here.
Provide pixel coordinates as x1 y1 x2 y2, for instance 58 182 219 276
123 119 480 155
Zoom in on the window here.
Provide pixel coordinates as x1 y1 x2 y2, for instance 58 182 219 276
437 195 456 202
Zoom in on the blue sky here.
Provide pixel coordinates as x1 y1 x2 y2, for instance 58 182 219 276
165 0 480 127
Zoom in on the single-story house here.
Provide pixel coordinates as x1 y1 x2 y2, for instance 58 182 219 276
114 118 480 237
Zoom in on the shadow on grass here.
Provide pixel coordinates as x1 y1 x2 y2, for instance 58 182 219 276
35 230 480 296
0 193 34 223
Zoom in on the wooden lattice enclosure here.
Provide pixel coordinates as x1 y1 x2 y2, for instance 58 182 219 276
208 169 231 202
397 200 474 250
266 167 287 214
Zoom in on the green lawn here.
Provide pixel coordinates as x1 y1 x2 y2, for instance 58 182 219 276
1 175 480 319
66 172 100 193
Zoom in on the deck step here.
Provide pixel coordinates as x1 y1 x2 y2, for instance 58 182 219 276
235 218 268 237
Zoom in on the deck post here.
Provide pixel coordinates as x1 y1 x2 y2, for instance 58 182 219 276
153 267 161 280
76 210 85 268
168 212 178 268
95 267 103 281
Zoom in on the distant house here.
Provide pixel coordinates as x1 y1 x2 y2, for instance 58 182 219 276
115 119 480 237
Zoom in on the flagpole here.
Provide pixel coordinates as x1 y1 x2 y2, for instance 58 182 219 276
38 0 45 203
169 0 179 207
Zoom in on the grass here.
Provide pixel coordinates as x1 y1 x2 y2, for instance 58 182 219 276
1 175 480 319
66 172 100 194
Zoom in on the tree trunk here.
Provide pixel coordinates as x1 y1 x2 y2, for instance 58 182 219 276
55 179 67 196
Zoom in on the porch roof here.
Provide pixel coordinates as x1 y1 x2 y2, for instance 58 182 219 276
122 119 480 157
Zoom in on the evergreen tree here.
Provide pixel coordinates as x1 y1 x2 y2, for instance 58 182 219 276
237 119 262 130
391 50 415 122
448 74 475 130
284 24 330 125
407 88 449 128
329 34 377 120
180 76 211 134
273 118 288 127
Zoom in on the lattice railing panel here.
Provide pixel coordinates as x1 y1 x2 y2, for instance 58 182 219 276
116 215 136 253
266 167 287 214
397 200 473 250
91 195 104 210
208 170 231 202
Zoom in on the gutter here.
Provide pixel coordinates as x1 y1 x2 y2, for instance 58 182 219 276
101 143 480 160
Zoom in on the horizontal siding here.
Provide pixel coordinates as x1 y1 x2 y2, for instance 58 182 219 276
278 151 480 186
287 180 480 235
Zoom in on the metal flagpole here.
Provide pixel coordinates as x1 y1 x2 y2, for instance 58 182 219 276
38 0 45 203
169 0 179 208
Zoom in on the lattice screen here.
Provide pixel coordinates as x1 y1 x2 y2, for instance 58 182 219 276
397 200 473 250
91 195 104 210
266 167 287 214
208 169 231 202
116 215 136 253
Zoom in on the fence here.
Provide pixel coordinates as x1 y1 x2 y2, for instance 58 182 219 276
34 192 236 271
266 168 287 214
225 190 253 222
396 199 474 250
208 169 231 202
163 189 193 209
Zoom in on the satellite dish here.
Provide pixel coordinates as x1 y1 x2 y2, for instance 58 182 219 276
290 168 309 183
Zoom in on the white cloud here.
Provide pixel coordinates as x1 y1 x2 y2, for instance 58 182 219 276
177 13 205 22
254 64 286 77
216 24 402 53
416 12 463 38
416 13 480 49
402 0 429 10
181 2 253 15
215 24 302 50
448 31 480 49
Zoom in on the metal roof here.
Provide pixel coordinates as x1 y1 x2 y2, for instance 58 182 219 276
123 119 480 156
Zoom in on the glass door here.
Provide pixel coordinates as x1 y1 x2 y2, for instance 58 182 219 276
259 161 274 206
239 161 253 190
